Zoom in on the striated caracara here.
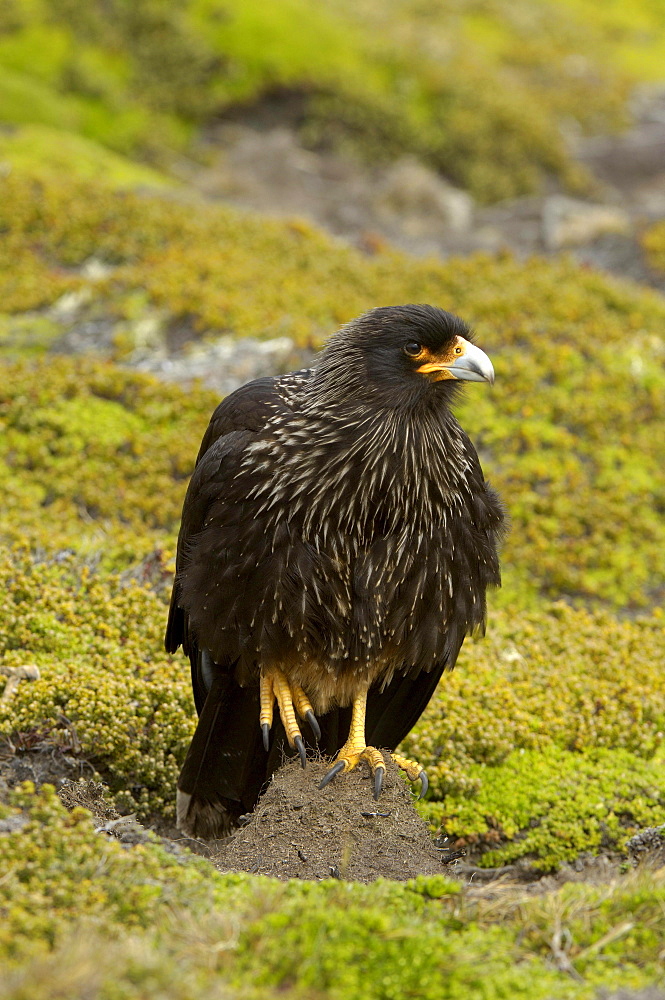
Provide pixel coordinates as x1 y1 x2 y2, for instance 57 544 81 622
166 304 505 837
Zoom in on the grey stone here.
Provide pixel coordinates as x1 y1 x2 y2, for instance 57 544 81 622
626 825 665 867
542 196 631 250
375 157 474 235
129 335 311 397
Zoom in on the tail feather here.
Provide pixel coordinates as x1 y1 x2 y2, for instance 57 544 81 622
177 673 267 836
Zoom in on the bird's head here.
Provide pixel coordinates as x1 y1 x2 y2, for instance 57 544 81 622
314 305 494 410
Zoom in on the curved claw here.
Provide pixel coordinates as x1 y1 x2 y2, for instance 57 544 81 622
294 735 307 768
373 766 385 801
262 723 271 752
318 760 346 789
418 770 428 800
305 709 321 742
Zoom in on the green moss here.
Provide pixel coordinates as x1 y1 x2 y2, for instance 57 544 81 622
0 64 81 131
420 746 665 870
1 543 664 863
403 602 665 867
2 785 664 998
0 784 216 961
2 175 665 608
556 0 665 80
0 125 174 188
0 356 215 564
0 0 659 201
643 219 665 274
0 548 193 816
406 605 665 786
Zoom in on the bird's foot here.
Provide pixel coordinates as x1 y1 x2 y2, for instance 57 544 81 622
390 752 429 799
259 666 321 766
318 742 387 800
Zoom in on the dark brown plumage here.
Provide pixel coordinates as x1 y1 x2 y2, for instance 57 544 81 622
166 305 505 837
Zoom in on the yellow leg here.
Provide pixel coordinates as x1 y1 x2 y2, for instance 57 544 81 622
291 681 318 727
259 672 274 734
259 667 321 766
318 688 387 800
318 691 429 799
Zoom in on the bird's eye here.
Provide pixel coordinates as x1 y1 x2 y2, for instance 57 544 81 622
403 341 422 357
454 346 463 355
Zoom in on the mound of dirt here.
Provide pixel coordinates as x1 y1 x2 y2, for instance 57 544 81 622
214 755 448 883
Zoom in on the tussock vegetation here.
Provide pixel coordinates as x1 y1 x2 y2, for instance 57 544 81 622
2 785 665 999
643 219 665 274
1 0 664 200
1 173 664 870
2 174 664 608
1 544 664 869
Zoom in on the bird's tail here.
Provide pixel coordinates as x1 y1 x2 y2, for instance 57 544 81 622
176 665 266 837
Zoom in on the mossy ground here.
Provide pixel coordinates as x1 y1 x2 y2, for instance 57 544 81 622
2 785 665 999
2 543 663 870
1 174 664 607
1 0 664 202
1 23 665 989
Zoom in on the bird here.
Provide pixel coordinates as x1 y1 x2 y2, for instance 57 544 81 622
165 304 505 838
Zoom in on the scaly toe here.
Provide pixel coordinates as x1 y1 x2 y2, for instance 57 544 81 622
390 752 429 799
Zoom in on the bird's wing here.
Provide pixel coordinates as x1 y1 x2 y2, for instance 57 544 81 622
165 375 294 661
167 374 314 833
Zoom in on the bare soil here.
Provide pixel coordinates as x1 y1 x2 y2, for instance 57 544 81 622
213 755 447 883
2 738 664 885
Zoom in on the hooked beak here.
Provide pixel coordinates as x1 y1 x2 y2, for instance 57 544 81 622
447 339 495 384
417 337 495 384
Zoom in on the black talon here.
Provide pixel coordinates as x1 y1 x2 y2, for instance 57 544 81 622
373 766 385 800
262 723 270 752
305 709 321 742
418 770 429 800
318 760 345 789
294 735 307 768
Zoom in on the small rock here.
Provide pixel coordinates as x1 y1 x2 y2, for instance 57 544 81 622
130 335 309 397
542 196 631 250
626 825 665 867
499 643 526 666
375 157 474 235
49 288 93 320
0 814 28 834
79 257 116 282
0 663 40 704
